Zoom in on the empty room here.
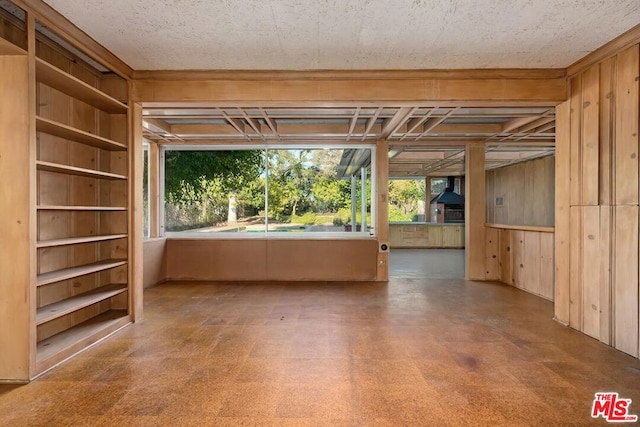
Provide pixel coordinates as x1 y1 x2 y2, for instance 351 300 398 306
1 0 640 425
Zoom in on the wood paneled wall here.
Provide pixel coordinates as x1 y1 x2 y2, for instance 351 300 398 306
555 43 640 358
486 226 554 300
0 52 32 381
143 238 166 288
486 156 555 227
165 239 378 281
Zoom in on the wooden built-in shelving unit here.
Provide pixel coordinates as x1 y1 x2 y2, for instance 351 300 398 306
0 12 138 379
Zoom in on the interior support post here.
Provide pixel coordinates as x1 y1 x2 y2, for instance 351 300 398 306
464 143 486 280
376 139 389 281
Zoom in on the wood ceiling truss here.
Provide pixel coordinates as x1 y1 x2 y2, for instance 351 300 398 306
142 105 556 176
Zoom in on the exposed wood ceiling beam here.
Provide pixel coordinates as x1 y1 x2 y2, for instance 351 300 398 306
428 122 503 134
399 108 436 141
501 115 541 133
362 107 383 141
238 108 264 141
260 108 279 140
216 108 250 140
421 150 466 175
392 151 446 161
143 118 172 134
171 124 240 135
275 123 381 134
513 116 555 133
381 107 416 139
347 107 361 141
414 108 459 140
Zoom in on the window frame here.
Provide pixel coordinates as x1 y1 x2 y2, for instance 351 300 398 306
159 144 377 239
142 141 150 239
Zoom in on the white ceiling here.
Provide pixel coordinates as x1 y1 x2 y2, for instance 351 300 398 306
43 0 639 70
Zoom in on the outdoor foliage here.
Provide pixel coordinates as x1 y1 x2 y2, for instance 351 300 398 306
163 149 380 231
388 179 427 222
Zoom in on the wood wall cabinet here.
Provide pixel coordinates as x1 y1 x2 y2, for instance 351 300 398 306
0 8 135 382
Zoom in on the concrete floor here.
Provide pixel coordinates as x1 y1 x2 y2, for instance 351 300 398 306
389 249 465 279
1 254 640 425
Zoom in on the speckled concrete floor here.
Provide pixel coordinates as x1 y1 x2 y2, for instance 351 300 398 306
389 249 464 279
1 275 639 426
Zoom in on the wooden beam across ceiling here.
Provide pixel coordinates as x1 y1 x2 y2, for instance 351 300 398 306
131 71 567 104
143 118 171 134
170 124 240 135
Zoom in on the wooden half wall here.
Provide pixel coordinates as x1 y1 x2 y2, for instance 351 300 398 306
485 225 554 301
556 40 640 358
164 238 378 281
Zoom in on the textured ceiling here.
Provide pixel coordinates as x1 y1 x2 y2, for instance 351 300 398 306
43 0 639 70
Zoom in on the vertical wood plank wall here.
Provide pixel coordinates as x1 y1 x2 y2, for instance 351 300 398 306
143 238 166 288
485 226 555 300
484 155 556 298
556 43 640 358
486 156 555 227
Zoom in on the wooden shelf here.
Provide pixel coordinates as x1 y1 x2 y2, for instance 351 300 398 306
36 284 127 325
36 160 127 180
36 310 129 372
37 234 127 248
37 259 127 287
0 38 27 55
35 58 128 113
37 205 127 211
36 116 127 151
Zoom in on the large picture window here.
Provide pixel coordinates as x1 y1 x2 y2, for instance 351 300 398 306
161 145 375 237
